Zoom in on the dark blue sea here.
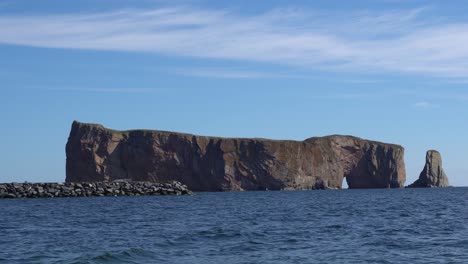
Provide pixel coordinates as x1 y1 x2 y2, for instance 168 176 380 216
1 188 467 264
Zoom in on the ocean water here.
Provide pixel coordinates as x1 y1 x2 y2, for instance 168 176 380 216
1 188 467 264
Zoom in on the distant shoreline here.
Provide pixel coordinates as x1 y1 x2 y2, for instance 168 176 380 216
1 182 463 199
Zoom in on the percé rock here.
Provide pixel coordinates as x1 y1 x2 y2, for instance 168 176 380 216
0 181 191 199
66 121 406 191
408 150 449 188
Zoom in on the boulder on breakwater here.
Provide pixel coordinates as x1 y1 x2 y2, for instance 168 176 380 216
0 181 191 199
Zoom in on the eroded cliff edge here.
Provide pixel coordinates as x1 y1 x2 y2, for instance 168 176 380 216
66 121 406 191
407 150 449 188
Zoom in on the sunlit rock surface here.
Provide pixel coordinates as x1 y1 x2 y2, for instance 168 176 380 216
408 150 449 188
66 121 406 191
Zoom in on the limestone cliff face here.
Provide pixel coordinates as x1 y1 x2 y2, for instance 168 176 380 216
408 150 449 188
66 121 406 191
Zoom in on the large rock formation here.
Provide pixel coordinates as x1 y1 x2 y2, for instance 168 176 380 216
66 121 406 191
408 150 449 188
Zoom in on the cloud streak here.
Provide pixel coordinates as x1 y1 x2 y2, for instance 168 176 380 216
46 87 160 93
413 101 439 109
1 6 468 78
170 67 313 79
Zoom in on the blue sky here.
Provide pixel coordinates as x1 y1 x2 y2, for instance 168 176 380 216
1 0 467 186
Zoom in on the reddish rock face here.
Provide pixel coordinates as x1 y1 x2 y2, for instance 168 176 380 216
66 121 406 191
407 150 449 188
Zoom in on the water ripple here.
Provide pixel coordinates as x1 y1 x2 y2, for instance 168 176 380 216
0 188 467 263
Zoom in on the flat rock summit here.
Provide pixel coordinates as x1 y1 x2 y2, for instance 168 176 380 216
66 121 406 191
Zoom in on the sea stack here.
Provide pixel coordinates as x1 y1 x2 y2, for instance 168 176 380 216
408 150 449 188
66 121 406 191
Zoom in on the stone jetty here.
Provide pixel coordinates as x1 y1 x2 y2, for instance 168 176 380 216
0 181 192 199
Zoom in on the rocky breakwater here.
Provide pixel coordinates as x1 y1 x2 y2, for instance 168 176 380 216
0 181 191 198
408 150 450 188
66 121 406 191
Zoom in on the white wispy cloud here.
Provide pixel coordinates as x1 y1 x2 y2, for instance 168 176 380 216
170 67 313 79
46 87 160 93
1 6 468 78
413 101 439 108
171 67 275 79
